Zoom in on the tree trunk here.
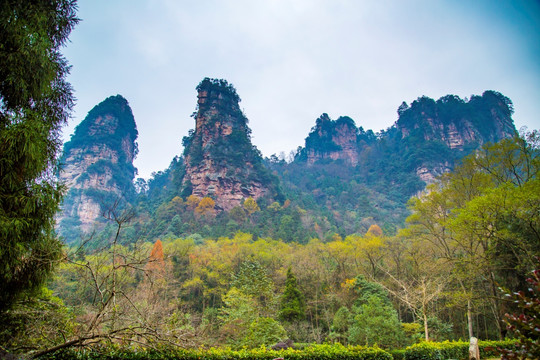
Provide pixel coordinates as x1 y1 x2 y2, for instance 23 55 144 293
467 299 474 339
423 312 429 341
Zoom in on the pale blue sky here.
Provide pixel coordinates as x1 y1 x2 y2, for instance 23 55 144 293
62 0 540 179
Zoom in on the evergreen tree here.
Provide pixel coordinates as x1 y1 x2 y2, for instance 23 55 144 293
0 0 78 313
279 267 305 322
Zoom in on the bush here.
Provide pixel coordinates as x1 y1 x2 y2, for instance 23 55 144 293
404 340 520 360
37 344 392 360
389 349 406 360
404 342 443 360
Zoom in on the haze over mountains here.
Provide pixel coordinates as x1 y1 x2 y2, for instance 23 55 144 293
57 78 516 245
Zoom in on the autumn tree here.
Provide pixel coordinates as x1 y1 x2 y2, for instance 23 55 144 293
243 197 260 216
147 239 165 275
195 196 215 217
31 203 197 358
186 194 201 210
366 224 383 237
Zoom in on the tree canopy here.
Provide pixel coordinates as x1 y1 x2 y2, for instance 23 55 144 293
0 0 78 312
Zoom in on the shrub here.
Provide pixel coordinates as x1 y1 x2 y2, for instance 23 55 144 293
404 340 520 360
37 344 392 360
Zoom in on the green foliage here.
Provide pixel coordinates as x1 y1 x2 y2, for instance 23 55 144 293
305 113 351 154
279 267 306 322
424 317 453 342
390 349 406 360
348 295 406 349
404 342 444 360
0 0 78 313
63 95 138 161
0 286 75 352
352 275 391 307
38 344 393 360
232 259 276 313
404 340 520 360
244 317 287 348
329 306 352 343
403 131 539 339
197 77 241 104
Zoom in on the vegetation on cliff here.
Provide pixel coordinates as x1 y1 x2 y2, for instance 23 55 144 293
177 78 282 208
57 95 139 243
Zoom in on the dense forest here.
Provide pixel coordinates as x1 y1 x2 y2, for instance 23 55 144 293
3 131 539 358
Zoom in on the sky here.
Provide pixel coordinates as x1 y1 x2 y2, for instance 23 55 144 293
62 0 540 179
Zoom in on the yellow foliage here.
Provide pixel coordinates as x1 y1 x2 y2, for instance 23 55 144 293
268 202 281 212
243 197 260 215
331 233 343 242
341 278 356 290
186 194 201 210
195 197 215 216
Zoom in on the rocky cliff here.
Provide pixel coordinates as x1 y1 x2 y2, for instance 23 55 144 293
397 91 515 149
396 91 516 182
298 91 515 183
181 78 280 211
305 114 360 166
57 95 138 242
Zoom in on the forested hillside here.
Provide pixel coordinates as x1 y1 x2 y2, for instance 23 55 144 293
123 83 517 244
5 131 538 355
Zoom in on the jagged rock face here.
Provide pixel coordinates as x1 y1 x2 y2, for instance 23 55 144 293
305 114 359 166
58 95 138 240
397 91 516 183
415 163 452 183
182 78 277 211
397 91 515 150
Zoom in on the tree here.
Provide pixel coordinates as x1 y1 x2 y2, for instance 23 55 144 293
330 306 351 344
348 295 405 349
244 317 287 348
500 258 540 360
33 204 195 358
404 132 540 339
231 259 276 315
195 196 215 216
366 224 383 237
243 197 260 216
186 194 201 210
0 0 78 313
147 239 165 275
347 277 405 348
279 267 305 322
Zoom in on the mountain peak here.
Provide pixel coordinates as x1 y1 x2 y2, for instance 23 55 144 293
181 78 280 211
304 113 360 166
57 95 138 242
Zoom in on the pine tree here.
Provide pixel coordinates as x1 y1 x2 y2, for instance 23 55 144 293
279 267 305 322
0 0 78 313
